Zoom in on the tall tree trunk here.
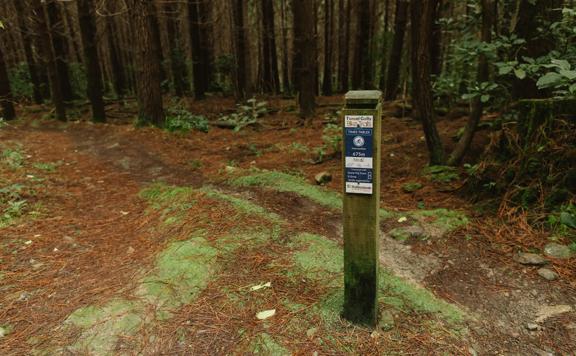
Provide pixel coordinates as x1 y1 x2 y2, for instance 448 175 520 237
77 0 106 122
280 0 291 94
231 0 249 99
35 0 66 121
448 0 494 165
14 0 43 104
260 0 280 93
149 2 166 84
384 0 408 100
293 0 317 121
129 0 165 127
411 0 445 164
351 0 372 89
45 0 74 101
337 0 350 92
378 0 391 90
189 0 213 99
322 0 334 95
430 0 444 76
105 15 126 99
0 44 16 120
165 2 190 97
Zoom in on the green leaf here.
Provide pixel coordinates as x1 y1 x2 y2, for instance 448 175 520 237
480 95 490 103
560 212 576 229
514 68 527 79
498 65 514 75
559 69 576 80
569 83 576 94
536 72 563 88
551 59 571 70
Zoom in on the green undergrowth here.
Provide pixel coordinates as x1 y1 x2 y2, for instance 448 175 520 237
409 208 469 235
57 183 281 353
289 233 465 327
228 169 395 219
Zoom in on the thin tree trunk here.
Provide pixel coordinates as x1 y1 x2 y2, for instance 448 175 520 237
46 0 74 101
149 2 166 84
0 43 16 120
189 0 213 99
36 0 66 120
411 0 445 164
384 0 408 100
105 15 126 99
129 0 165 127
260 0 280 93
293 0 317 121
378 0 391 90
351 0 372 89
231 0 249 99
430 0 443 76
448 0 494 165
322 0 333 95
166 2 190 97
337 0 350 92
280 0 290 94
14 0 43 104
77 0 106 122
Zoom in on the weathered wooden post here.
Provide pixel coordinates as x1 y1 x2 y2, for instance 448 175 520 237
342 90 382 326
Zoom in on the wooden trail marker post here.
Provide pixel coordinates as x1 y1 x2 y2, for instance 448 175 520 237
342 90 382 326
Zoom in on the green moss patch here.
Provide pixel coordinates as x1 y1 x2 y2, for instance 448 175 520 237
66 300 143 354
410 209 469 236
422 165 460 183
249 333 289 355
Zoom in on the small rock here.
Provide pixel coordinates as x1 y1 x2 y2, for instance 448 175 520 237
314 171 332 185
544 243 573 259
526 323 541 331
370 330 380 339
127 246 135 254
537 268 558 281
378 310 395 331
514 252 548 266
468 347 478 356
29 259 44 270
0 326 9 338
18 292 30 302
402 182 423 193
535 305 572 323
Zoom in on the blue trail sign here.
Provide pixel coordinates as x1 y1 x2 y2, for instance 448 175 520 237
344 115 374 194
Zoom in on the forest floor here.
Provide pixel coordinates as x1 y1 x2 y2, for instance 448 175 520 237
0 96 575 355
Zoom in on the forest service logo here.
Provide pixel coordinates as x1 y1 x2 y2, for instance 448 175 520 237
352 136 365 147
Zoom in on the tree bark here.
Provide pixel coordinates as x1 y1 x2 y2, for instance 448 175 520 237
231 0 250 99
337 0 350 92
129 0 165 127
0 43 16 120
35 0 66 120
105 15 127 99
322 0 334 95
430 0 444 76
189 0 213 99
280 0 291 94
77 0 106 122
411 0 445 164
351 0 372 89
14 0 43 104
166 2 190 97
45 0 74 101
448 0 494 165
384 0 409 100
293 0 317 120
378 0 391 90
260 0 280 94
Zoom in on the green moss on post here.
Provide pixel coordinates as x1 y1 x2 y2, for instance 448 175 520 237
342 90 382 327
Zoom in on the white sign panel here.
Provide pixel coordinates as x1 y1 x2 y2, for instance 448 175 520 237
345 115 374 128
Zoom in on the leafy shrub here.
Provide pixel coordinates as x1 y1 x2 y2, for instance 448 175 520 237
165 104 209 133
219 98 269 132
8 63 34 99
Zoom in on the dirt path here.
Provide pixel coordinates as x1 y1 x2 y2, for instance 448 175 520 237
1 120 575 355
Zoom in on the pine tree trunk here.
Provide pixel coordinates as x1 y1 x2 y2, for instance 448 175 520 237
411 0 445 165
378 0 391 90
166 2 190 97
384 0 408 100
351 0 372 89
430 0 444 76
14 0 43 104
0 44 16 120
337 0 350 92
46 0 74 101
231 0 249 99
293 0 317 121
149 2 166 84
105 15 126 99
189 0 213 99
448 0 494 165
36 0 66 121
260 0 280 94
321 0 333 96
129 0 165 127
280 0 291 94
77 0 106 122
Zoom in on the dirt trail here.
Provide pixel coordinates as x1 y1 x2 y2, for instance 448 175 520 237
1 121 575 355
